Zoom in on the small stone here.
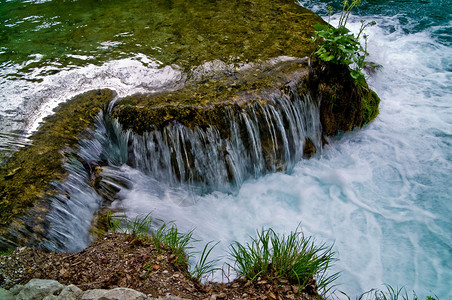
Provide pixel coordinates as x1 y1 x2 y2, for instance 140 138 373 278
153 264 160 270
156 255 165 261
267 291 277 299
58 284 83 300
59 268 70 278
16 279 64 300
81 289 108 300
100 288 148 300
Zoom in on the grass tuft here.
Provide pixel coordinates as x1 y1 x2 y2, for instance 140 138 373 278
125 213 153 240
229 226 338 297
0 248 13 256
158 224 194 268
191 241 221 281
106 211 218 280
345 285 440 300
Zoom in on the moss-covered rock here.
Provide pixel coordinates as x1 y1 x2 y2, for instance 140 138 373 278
0 89 116 249
112 58 310 135
304 59 380 135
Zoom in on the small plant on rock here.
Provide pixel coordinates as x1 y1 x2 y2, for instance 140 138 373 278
313 0 377 83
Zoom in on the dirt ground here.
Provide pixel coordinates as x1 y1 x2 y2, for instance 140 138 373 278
0 233 319 300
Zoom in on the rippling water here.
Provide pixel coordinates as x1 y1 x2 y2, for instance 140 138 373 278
1 0 451 298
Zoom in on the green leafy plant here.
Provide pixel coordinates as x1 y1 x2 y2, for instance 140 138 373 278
313 0 377 83
229 227 339 297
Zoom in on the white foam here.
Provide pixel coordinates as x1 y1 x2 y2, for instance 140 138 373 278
0 55 185 135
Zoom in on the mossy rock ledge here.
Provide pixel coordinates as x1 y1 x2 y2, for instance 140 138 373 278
0 89 116 249
0 0 379 250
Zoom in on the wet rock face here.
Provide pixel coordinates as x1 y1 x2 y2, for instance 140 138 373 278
306 60 380 135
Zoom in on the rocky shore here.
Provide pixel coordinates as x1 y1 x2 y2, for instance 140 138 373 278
1 279 188 300
0 233 320 300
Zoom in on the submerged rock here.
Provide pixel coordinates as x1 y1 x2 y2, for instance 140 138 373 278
112 57 310 134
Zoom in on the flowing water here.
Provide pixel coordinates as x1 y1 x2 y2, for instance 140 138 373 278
1 0 451 298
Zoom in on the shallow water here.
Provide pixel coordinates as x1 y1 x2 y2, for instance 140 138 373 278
1 0 451 298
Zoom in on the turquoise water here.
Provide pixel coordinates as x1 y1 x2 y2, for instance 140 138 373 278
1 0 451 298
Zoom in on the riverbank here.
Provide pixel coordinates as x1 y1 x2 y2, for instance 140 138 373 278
0 233 319 300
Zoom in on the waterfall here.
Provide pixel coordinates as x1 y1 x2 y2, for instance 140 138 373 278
42 88 322 251
119 91 322 194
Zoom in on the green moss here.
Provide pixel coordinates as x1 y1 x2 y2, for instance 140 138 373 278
360 88 380 126
0 89 116 231
112 58 310 135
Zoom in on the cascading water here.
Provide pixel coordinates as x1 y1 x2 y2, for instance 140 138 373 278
125 94 321 193
42 91 322 252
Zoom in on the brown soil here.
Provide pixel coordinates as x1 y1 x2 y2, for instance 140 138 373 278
0 233 319 300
